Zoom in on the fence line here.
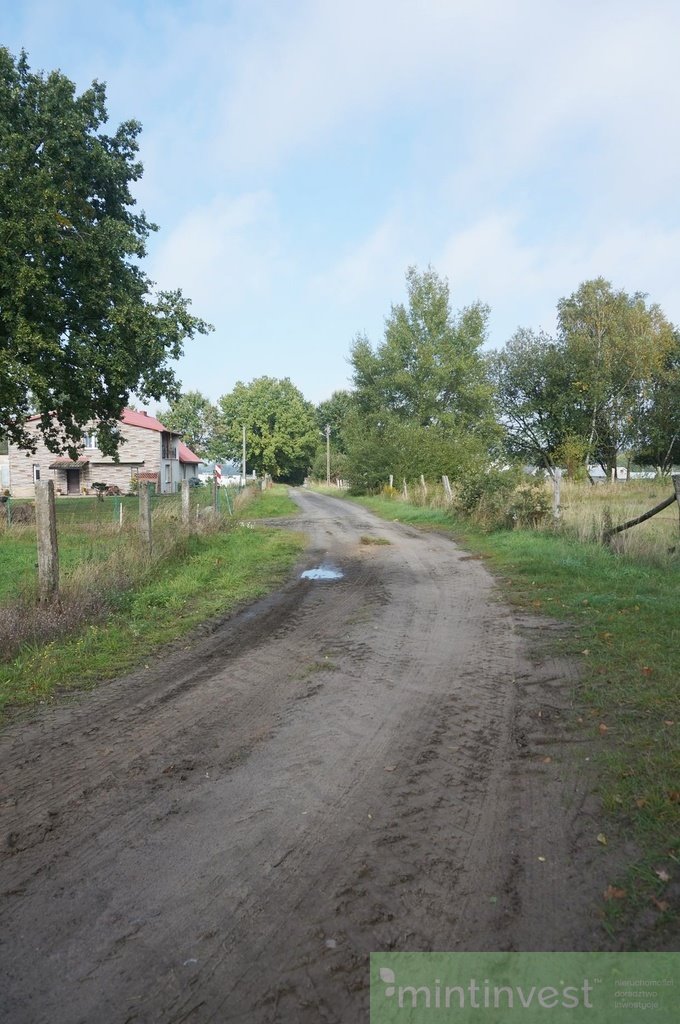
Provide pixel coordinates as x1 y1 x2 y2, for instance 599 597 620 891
0 482 243 605
603 475 680 542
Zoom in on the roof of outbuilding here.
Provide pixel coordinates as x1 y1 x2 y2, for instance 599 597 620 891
178 441 201 464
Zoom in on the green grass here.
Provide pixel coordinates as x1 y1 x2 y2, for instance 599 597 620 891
342 491 680 940
0 526 126 602
0 532 37 599
0 488 252 605
240 484 299 519
0 486 305 719
0 524 304 719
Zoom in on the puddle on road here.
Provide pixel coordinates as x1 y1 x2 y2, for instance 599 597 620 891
300 564 344 581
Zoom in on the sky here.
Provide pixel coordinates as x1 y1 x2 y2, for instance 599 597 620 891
3 0 680 406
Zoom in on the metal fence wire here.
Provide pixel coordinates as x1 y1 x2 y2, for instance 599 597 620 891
0 484 245 606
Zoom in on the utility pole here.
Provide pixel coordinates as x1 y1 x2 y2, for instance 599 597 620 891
325 423 331 486
242 424 246 488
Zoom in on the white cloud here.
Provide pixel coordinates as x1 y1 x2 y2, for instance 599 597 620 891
438 212 680 348
310 214 409 305
214 0 518 171
149 191 284 314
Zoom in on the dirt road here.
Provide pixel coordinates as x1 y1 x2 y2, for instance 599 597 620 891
1 489 608 1022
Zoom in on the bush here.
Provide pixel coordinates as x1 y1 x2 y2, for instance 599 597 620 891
455 468 550 530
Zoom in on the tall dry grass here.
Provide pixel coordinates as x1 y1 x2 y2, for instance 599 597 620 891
556 478 680 563
370 474 680 566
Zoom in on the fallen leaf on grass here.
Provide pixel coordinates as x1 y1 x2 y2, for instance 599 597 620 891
598 723 609 736
652 897 670 912
542 756 552 764
384 765 397 772
603 885 627 901
537 856 546 862
641 666 653 676
597 833 608 846
664 720 675 727
667 791 680 803
635 797 648 809
655 868 671 883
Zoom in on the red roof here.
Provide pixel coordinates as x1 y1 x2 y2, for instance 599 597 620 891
120 408 178 434
178 441 201 464
27 408 177 433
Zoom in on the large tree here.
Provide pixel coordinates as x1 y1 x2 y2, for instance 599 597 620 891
557 278 676 477
314 389 355 455
347 266 499 487
156 390 217 459
351 265 493 429
492 279 679 479
489 328 578 475
632 331 680 475
0 48 211 456
213 377 318 483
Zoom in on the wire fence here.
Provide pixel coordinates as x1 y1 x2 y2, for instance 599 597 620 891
0 485 242 606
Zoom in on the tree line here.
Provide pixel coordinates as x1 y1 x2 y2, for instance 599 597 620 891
161 267 680 488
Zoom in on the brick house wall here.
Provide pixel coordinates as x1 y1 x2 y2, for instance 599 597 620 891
6 411 183 497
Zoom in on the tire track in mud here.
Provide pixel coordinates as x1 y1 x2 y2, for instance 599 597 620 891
1 489 606 1023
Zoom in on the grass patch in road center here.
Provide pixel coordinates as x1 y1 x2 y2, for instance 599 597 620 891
241 484 300 519
0 523 305 722
344 491 680 943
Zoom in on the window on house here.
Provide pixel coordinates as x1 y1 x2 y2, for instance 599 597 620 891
82 432 97 449
164 464 172 483
33 465 41 482
0 436 8 456
161 434 177 459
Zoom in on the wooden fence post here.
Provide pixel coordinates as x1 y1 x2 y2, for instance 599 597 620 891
139 483 152 552
402 478 409 500
442 476 453 502
553 468 562 522
35 480 59 601
673 475 680 531
181 479 191 526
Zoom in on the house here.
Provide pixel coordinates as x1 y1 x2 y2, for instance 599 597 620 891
6 409 202 497
178 441 201 482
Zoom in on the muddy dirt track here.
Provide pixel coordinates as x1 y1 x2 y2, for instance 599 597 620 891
1 489 610 1023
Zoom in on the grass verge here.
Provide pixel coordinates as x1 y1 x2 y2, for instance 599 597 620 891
0 492 304 722
339 491 680 943
238 484 300 519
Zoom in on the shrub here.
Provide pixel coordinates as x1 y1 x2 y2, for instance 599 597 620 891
455 468 550 530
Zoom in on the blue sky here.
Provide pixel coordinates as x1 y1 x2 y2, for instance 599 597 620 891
4 0 680 405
